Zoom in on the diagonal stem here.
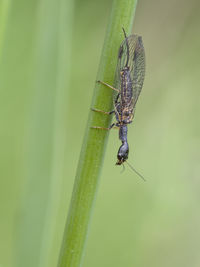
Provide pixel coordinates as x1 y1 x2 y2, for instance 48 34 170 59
58 0 138 266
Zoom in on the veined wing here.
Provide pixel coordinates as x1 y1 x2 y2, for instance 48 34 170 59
116 34 145 108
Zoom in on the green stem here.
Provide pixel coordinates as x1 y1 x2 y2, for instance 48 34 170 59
58 0 138 266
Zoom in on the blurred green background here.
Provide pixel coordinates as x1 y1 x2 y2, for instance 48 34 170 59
1 0 200 266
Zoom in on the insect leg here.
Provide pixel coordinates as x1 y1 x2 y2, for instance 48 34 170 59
91 123 118 130
97 80 120 93
115 93 120 104
91 108 115 115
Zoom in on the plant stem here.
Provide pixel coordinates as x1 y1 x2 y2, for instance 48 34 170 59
58 0 138 266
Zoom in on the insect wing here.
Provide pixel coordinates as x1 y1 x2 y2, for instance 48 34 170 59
117 34 145 107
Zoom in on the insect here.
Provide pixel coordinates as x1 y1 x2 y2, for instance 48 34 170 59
92 28 145 179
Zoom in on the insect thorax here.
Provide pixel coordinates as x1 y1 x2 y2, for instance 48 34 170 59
121 107 134 124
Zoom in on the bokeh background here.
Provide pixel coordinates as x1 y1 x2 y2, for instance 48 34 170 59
1 0 200 266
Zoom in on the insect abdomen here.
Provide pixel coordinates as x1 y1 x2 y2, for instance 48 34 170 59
121 69 133 106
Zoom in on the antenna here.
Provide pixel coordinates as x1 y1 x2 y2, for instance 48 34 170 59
122 27 129 68
126 161 146 182
120 163 125 174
